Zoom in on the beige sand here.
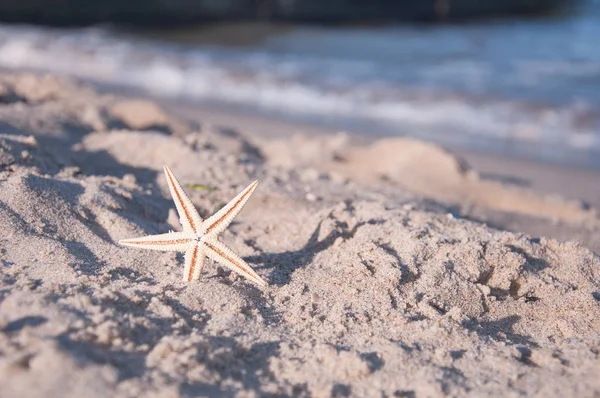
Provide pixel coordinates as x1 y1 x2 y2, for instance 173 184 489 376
0 73 598 397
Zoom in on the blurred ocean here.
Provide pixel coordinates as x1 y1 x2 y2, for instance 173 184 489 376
0 1 599 167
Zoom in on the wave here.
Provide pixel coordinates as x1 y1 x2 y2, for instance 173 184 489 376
0 20 599 166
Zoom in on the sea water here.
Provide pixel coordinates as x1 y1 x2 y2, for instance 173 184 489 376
0 0 599 167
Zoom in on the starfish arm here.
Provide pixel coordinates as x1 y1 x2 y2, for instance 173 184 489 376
119 232 195 252
163 166 203 233
202 180 258 236
183 244 206 282
203 240 267 288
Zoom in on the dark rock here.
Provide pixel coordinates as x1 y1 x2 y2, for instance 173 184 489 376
0 0 572 25
269 0 571 22
0 0 255 25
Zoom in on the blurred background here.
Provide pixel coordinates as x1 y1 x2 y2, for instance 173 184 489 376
0 0 598 168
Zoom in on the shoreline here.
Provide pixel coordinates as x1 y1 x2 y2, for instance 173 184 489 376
163 99 600 211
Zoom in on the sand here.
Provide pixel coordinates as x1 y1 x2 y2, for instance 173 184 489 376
0 72 598 397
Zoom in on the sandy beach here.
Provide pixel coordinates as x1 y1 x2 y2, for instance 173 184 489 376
0 72 598 397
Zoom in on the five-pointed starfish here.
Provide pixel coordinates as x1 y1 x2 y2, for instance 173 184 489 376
119 166 267 287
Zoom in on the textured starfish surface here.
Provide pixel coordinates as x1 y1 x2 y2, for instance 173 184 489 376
119 166 267 287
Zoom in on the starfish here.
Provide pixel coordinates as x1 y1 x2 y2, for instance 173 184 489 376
119 166 267 287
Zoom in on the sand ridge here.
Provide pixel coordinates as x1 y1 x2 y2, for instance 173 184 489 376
0 73 599 397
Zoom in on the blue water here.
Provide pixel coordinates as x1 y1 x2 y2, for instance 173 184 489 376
0 1 599 166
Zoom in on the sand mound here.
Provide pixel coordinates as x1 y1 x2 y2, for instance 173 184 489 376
0 73 598 397
262 135 596 224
